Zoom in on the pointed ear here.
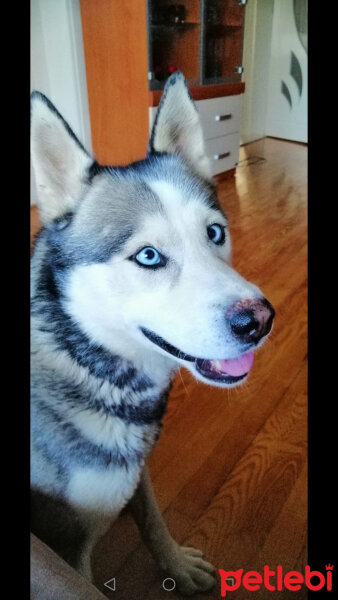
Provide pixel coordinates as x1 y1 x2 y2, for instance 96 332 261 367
30 92 94 225
149 72 212 180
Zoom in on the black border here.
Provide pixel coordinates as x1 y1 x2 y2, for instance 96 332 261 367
308 1 337 595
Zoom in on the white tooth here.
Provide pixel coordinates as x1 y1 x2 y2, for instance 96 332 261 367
214 360 222 372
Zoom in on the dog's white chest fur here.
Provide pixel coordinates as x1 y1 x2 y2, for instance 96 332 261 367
65 411 159 515
67 463 142 515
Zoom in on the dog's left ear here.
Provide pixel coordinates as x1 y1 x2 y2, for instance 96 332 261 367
149 72 212 180
31 92 94 225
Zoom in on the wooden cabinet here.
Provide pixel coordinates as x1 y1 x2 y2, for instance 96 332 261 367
80 0 246 177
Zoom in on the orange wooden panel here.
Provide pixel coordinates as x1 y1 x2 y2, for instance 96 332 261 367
80 0 149 166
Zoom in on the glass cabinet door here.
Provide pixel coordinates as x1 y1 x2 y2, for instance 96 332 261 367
147 0 245 90
203 0 245 84
148 0 202 90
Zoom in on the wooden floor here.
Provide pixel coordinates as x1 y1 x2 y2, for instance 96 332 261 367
31 137 308 599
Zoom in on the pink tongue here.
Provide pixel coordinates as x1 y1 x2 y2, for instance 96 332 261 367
213 351 254 376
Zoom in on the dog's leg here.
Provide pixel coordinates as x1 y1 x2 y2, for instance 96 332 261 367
78 515 113 582
78 541 93 582
129 466 216 596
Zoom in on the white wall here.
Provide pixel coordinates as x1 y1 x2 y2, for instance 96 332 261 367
241 0 307 145
30 0 92 205
265 0 307 143
241 0 274 145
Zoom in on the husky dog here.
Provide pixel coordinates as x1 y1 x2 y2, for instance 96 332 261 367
31 72 274 595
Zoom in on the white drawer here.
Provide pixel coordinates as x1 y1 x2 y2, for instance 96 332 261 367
205 133 240 176
196 95 242 140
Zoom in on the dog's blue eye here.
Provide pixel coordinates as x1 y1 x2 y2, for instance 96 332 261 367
135 247 164 268
207 224 226 245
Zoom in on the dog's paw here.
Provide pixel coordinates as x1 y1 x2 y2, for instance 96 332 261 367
165 545 216 596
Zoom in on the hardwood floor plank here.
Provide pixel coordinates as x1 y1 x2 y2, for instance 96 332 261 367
180 363 307 562
230 466 308 600
255 464 308 571
166 361 307 524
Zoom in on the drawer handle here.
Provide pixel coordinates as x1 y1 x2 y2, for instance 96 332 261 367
213 151 231 160
215 114 232 121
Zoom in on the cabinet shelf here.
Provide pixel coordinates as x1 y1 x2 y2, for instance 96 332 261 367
203 76 240 86
151 22 200 27
206 24 242 31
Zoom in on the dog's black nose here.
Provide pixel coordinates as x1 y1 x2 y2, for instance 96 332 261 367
228 298 275 344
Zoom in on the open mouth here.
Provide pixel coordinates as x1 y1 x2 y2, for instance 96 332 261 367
140 327 254 384
194 353 254 383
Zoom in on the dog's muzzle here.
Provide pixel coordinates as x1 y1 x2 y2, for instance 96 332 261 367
140 296 275 386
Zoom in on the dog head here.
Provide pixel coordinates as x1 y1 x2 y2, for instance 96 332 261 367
31 73 274 387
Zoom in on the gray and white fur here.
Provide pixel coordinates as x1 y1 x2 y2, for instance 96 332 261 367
31 72 274 595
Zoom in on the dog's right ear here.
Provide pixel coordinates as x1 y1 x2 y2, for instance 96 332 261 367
31 92 94 225
148 72 212 180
